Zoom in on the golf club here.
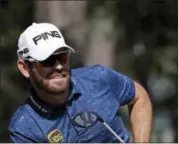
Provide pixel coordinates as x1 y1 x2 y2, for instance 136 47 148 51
73 111 125 143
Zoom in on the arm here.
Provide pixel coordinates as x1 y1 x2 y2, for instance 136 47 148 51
129 82 152 142
95 65 152 141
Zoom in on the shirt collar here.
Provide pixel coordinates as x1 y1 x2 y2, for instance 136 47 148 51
68 76 81 100
28 76 81 115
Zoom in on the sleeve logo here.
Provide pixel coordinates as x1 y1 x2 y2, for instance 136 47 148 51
47 129 64 143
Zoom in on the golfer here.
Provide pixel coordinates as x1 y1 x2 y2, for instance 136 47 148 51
9 22 152 143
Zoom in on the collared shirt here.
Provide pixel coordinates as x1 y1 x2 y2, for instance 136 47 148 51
9 64 135 143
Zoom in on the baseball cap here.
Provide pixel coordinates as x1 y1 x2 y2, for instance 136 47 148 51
17 22 75 61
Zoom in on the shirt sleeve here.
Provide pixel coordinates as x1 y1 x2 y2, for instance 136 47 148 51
100 65 135 105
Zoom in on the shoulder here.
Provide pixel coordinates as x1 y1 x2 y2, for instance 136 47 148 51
71 64 131 87
9 104 35 132
9 103 42 142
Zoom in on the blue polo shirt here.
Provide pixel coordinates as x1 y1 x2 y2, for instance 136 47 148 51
9 64 135 143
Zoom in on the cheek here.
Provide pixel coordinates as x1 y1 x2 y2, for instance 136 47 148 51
64 59 71 69
39 68 51 78
33 65 52 78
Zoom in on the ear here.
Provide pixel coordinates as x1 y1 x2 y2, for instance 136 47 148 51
17 60 30 78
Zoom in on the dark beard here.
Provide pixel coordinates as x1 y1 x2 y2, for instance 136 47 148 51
30 68 70 95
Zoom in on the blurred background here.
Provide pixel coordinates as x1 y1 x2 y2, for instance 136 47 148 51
0 0 177 142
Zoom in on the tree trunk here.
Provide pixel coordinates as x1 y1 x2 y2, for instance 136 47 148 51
34 1 88 67
85 7 116 68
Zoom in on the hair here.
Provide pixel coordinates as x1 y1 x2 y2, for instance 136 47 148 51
24 60 33 69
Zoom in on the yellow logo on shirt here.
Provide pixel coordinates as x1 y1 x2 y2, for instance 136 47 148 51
47 129 64 143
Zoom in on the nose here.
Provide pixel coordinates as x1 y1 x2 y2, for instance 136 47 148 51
54 60 63 70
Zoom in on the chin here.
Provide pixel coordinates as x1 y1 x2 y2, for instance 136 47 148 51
53 85 69 92
47 79 70 93
56 79 69 88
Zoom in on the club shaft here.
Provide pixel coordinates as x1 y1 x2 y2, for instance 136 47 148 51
103 122 125 143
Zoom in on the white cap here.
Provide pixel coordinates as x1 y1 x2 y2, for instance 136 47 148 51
17 22 75 61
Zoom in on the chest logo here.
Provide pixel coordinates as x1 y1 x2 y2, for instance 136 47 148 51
47 129 64 143
73 112 98 128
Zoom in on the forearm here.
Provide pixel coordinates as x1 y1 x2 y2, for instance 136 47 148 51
129 83 152 142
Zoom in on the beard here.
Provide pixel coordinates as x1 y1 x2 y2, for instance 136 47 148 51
30 68 71 95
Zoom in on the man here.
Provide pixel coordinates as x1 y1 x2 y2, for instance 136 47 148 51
9 22 152 143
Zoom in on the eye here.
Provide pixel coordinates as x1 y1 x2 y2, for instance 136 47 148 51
40 56 55 67
58 52 69 63
40 52 69 67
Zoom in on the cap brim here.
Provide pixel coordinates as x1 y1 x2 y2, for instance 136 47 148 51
30 44 75 61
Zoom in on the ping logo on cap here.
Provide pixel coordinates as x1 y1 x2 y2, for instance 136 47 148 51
33 31 61 45
47 129 64 143
18 48 29 56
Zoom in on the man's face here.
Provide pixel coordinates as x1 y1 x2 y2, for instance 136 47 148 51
28 51 71 96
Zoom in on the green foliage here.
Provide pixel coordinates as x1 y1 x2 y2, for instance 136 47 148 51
0 0 33 142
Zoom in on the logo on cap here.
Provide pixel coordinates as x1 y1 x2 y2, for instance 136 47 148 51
33 30 61 45
47 129 64 143
18 48 29 56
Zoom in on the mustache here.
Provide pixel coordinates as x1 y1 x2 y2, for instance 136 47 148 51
46 68 70 79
